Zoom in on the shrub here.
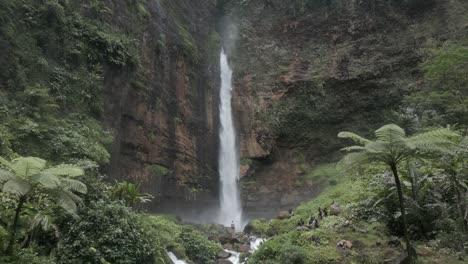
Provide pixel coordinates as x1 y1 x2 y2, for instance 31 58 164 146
177 227 221 264
278 243 308 264
56 200 154 264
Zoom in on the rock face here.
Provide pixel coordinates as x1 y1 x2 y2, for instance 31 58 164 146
225 0 468 219
98 0 467 220
103 0 222 217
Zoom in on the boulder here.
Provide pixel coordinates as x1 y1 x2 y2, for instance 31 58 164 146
277 211 290 219
295 226 310 231
330 203 342 215
237 244 251 253
336 240 353 250
223 243 233 250
217 251 231 259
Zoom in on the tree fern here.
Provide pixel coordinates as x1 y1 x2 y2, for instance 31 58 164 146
337 131 371 145
338 124 459 263
0 156 86 255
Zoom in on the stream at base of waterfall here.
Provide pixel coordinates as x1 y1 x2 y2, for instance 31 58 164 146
167 236 266 264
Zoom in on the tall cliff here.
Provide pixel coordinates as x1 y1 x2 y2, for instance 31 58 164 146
224 0 468 218
102 0 222 216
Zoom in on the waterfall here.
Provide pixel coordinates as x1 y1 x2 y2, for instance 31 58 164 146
217 48 242 229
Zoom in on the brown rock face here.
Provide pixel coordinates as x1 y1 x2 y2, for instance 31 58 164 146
228 0 468 219
103 0 222 217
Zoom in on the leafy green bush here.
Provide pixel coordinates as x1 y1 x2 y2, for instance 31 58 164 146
0 225 8 253
178 227 221 264
278 243 308 264
56 201 154 264
0 247 55 264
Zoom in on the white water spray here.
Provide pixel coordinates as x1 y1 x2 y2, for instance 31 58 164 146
217 49 242 229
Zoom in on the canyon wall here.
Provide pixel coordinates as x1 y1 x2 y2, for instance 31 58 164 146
103 0 222 217
227 0 468 219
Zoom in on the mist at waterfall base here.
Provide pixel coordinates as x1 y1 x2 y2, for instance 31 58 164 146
216 48 243 230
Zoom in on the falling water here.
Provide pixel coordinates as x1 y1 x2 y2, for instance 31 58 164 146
217 48 242 229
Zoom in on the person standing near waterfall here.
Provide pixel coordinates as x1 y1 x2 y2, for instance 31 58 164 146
230 221 236 238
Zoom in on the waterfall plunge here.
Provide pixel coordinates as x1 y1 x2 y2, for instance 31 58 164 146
217 49 242 230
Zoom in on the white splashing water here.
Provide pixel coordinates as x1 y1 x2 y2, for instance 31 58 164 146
167 252 188 264
217 49 242 229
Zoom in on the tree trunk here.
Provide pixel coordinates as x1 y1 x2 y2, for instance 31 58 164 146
6 195 26 255
390 163 416 263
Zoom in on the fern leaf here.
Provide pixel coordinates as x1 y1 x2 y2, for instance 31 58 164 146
60 178 87 194
338 132 371 145
33 173 61 189
0 156 13 170
48 189 81 215
337 152 370 169
340 146 367 152
11 157 46 177
0 168 15 182
375 124 406 142
2 178 32 196
43 165 84 177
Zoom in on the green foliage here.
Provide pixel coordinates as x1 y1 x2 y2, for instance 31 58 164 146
110 181 153 209
0 247 55 264
139 215 222 264
0 156 86 215
277 243 308 264
0 156 86 255
406 42 468 127
56 200 154 264
0 225 8 253
178 227 221 264
146 164 172 177
0 0 144 165
338 124 458 168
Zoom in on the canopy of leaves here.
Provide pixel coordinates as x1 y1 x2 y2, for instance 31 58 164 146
56 200 155 264
406 43 468 127
338 124 458 167
0 156 86 214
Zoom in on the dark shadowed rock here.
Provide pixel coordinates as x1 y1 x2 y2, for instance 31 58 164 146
217 251 231 259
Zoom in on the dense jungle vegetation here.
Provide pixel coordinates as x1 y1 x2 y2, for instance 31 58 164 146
0 0 467 263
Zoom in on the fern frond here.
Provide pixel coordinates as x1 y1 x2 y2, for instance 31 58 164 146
30 213 54 232
43 165 84 177
2 178 32 196
33 173 61 189
0 156 13 170
0 168 15 182
375 124 406 143
338 132 371 145
48 189 82 215
340 146 367 152
11 157 46 177
408 128 458 146
60 178 87 194
337 152 370 169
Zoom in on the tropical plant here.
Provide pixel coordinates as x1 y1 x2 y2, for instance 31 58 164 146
56 200 155 264
0 156 86 255
110 180 153 209
438 136 468 232
338 124 458 262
